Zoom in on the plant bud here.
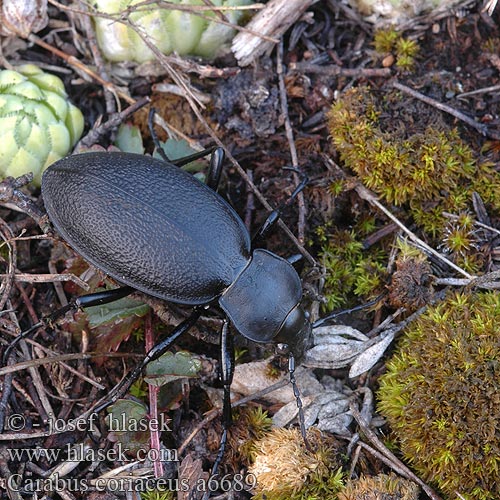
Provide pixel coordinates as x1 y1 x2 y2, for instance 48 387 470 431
0 0 48 37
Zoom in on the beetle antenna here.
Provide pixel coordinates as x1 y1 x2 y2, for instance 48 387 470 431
281 167 308 205
288 352 311 451
312 293 385 329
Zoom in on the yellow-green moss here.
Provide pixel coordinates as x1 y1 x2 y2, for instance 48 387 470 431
377 291 500 500
210 406 273 470
373 28 400 54
373 29 419 70
318 228 386 310
328 86 500 240
439 212 484 274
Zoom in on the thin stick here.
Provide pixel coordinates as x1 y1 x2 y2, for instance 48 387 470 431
277 41 307 244
7 306 55 426
442 211 500 236
0 352 140 378
0 219 16 311
289 62 391 78
457 82 500 98
144 312 164 478
392 81 499 140
349 177 473 279
0 273 89 288
350 402 443 500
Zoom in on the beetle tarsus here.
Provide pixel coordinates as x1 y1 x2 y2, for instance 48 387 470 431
288 353 311 451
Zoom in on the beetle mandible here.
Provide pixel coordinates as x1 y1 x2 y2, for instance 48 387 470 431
40 146 312 478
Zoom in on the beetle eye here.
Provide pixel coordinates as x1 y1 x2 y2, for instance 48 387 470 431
275 343 290 356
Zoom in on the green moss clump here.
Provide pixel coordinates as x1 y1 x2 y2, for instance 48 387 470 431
209 406 273 470
373 29 419 70
141 491 174 500
318 228 386 311
373 28 400 54
439 212 484 274
377 291 500 500
328 86 500 237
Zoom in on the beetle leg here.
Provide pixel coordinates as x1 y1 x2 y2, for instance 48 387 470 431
74 286 135 308
288 353 311 451
91 308 202 414
148 108 172 163
287 253 303 264
205 319 233 495
172 146 221 169
205 147 224 191
148 108 225 181
252 172 308 245
1 287 135 371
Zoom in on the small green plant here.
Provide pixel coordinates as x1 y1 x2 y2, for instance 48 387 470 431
377 291 500 500
373 29 419 70
141 490 174 500
0 64 83 185
373 28 400 53
93 0 253 62
439 212 483 274
328 86 500 241
319 228 386 310
211 406 273 470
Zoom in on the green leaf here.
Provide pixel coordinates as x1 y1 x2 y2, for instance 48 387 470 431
114 123 144 154
144 351 201 387
86 295 149 328
106 399 151 455
153 138 205 173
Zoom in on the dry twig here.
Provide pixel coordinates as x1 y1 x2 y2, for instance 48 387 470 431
232 0 317 66
349 402 443 500
277 41 307 244
392 81 500 140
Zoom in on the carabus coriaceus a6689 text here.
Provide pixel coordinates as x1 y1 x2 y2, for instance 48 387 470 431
39 146 312 484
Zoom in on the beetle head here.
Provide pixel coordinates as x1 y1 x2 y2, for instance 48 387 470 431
273 305 312 362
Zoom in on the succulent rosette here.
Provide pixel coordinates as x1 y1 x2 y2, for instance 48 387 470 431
93 0 251 62
0 64 84 186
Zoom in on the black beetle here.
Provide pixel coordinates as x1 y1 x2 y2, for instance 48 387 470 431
39 147 312 483
42 151 311 356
